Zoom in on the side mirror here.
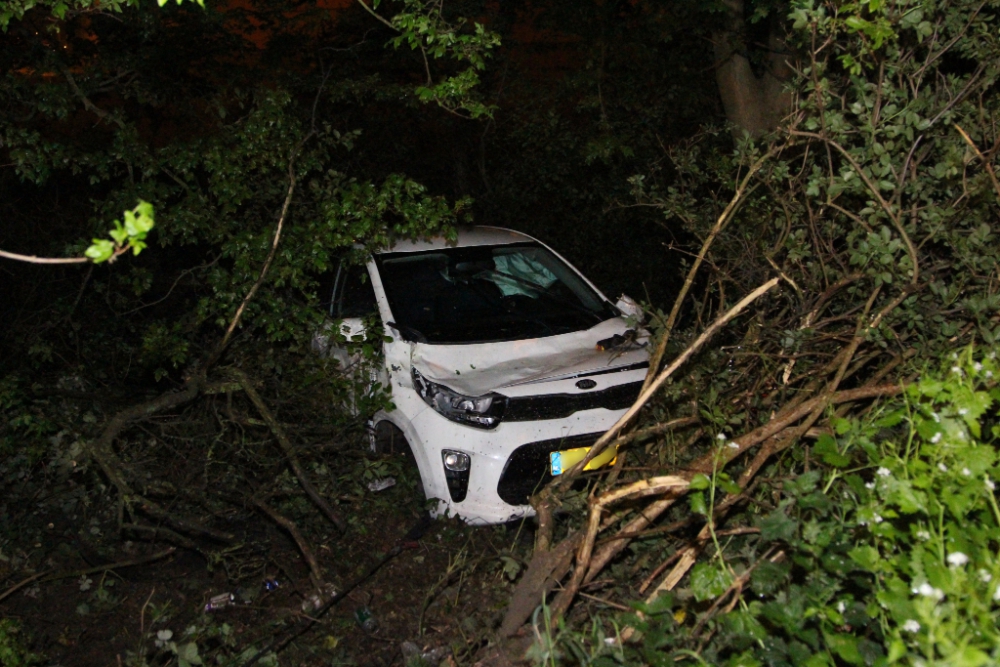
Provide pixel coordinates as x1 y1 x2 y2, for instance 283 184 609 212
311 317 367 357
615 294 644 323
337 317 367 342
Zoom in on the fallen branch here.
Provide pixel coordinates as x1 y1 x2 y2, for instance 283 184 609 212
123 524 199 550
228 368 346 533
83 374 236 544
250 497 323 590
501 381 902 637
549 476 689 618
0 548 176 604
565 277 781 483
644 147 782 391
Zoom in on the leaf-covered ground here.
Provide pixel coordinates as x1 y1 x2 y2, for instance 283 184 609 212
0 391 534 666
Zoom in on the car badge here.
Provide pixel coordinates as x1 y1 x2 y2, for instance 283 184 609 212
575 379 597 390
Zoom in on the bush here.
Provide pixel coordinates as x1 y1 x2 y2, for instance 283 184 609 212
530 348 999 666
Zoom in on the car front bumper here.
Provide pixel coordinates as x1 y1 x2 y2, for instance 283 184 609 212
386 401 629 525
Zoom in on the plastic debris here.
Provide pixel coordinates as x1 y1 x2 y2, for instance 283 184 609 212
354 605 377 633
367 477 396 492
264 578 280 591
205 592 235 612
401 641 451 664
301 583 337 612
302 593 323 612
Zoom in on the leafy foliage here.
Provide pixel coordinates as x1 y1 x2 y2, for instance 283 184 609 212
84 199 155 263
0 0 199 32
524 0 1000 663
532 350 999 665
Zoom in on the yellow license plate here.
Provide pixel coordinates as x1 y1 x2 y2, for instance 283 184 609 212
550 444 617 476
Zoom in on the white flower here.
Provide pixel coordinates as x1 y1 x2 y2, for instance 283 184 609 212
873 514 884 524
962 468 972 477
903 619 921 633
994 587 1000 602
727 441 740 449
916 530 931 541
959 408 968 416
717 433 727 440
938 463 949 472
979 569 992 583
987 371 994 379
915 583 944 600
986 478 996 491
837 601 847 613
865 482 876 490
951 366 963 375
154 629 173 648
947 552 969 567
931 432 942 444
877 467 892 477
974 362 983 373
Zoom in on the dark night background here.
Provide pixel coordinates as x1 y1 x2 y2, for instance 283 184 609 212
2 0 999 664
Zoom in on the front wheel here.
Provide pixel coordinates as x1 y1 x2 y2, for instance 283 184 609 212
371 420 426 502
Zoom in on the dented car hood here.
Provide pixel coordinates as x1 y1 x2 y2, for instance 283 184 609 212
410 318 648 396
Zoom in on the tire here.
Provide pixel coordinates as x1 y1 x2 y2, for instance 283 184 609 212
372 420 426 501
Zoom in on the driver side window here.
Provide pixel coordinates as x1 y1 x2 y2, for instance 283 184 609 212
327 260 378 319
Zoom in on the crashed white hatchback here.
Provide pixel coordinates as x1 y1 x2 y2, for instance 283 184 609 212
316 227 649 524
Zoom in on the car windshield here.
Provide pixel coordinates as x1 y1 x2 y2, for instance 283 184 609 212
375 242 618 344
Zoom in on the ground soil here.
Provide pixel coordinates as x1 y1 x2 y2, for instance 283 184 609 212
0 464 533 667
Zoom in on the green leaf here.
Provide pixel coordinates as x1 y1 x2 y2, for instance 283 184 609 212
823 631 864 665
689 491 707 516
177 641 203 665
85 239 114 263
848 545 880 571
815 435 850 467
952 646 990 667
109 223 129 245
689 473 711 491
689 562 731 602
751 560 791 595
887 639 906 662
759 507 799 543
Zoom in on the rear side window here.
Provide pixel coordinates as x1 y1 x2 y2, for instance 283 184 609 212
323 261 378 319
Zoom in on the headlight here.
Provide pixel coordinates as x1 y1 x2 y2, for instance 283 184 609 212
411 369 506 429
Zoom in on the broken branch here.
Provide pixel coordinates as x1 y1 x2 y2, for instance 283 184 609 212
227 368 346 533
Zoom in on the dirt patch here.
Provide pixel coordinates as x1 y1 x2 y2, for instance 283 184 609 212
0 467 533 667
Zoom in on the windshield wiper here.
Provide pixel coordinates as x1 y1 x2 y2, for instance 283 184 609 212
387 321 427 343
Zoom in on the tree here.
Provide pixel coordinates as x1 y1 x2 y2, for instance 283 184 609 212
712 0 794 137
0 6 494 659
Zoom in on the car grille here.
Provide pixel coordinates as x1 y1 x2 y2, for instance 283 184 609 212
503 381 643 422
496 433 601 506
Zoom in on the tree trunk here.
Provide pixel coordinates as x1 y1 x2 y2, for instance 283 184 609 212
713 0 793 138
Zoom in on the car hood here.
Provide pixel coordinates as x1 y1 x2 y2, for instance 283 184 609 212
409 318 649 396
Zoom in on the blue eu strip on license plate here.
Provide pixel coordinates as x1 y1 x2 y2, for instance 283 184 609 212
550 451 564 476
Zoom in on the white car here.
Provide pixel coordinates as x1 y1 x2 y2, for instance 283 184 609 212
316 226 649 524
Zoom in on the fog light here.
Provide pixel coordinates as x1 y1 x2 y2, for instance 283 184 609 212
442 450 470 472
441 450 471 502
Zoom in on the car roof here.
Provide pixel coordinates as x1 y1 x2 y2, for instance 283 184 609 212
380 226 537 254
